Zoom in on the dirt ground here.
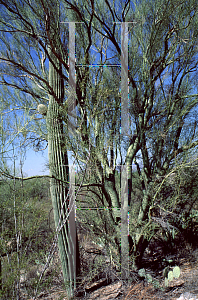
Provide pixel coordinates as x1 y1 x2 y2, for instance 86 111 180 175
24 237 198 300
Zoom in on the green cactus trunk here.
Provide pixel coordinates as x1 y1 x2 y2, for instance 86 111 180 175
47 52 76 298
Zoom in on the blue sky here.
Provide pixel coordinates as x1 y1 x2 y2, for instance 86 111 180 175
17 149 77 177
21 148 49 177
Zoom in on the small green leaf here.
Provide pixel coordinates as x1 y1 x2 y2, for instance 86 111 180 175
173 266 180 278
35 259 40 265
168 270 174 281
138 268 146 277
165 277 169 287
146 273 152 283
152 280 160 289
172 228 175 239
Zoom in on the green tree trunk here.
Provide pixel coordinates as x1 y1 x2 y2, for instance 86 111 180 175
131 181 154 269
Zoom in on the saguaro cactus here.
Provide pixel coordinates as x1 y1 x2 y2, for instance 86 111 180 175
47 50 76 298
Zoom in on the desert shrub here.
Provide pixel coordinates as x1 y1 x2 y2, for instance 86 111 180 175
23 177 50 200
0 177 53 299
150 164 198 252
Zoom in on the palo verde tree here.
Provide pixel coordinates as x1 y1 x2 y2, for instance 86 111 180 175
57 0 198 269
